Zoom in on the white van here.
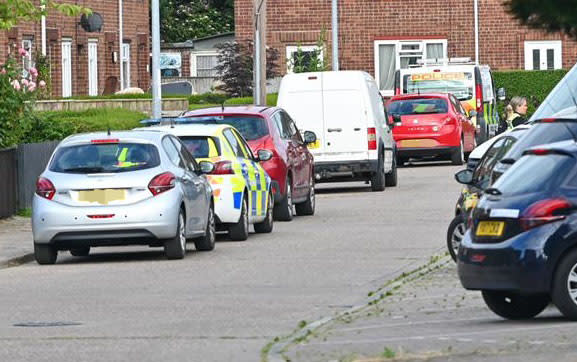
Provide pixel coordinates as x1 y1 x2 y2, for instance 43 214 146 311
277 71 397 191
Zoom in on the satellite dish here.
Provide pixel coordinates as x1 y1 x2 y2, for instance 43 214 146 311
80 13 103 33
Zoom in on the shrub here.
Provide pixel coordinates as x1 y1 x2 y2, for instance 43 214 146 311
188 92 228 105
225 93 278 106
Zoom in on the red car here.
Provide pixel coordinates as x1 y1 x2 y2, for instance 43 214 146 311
182 106 317 221
385 93 476 165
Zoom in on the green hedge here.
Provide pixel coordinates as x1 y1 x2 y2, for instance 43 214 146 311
493 69 567 118
225 93 278 106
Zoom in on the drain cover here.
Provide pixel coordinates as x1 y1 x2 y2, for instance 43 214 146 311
13 321 82 327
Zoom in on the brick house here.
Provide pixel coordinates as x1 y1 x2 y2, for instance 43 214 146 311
0 0 150 98
235 0 577 96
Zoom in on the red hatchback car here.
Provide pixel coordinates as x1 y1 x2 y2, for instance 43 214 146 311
182 106 317 221
385 93 476 165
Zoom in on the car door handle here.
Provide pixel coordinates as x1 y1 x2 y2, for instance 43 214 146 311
327 128 342 132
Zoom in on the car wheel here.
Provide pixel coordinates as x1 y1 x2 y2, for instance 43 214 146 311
552 249 577 320
254 193 274 233
194 204 216 251
385 153 398 187
371 154 386 192
451 138 465 165
229 195 249 240
34 243 57 265
295 176 315 216
274 178 294 221
70 247 90 257
446 215 465 262
164 209 187 260
482 290 549 320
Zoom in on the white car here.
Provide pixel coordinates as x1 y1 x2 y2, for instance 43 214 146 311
466 124 532 170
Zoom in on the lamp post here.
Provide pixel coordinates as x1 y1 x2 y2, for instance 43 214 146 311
254 0 266 105
332 0 339 71
474 0 479 64
151 0 162 118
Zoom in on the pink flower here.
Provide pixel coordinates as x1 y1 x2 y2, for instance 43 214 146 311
28 81 36 92
0 68 6 75
11 79 21 91
39 80 46 88
29 67 38 78
18 48 28 57
21 78 29 86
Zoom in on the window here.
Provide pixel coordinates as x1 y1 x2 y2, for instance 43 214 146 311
286 45 324 73
231 129 255 160
170 136 197 171
387 98 448 115
374 39 447 95
191 52 219 77
122 43 130 89
88 40 98 96
162 137 184 168
61 40 72 97
272 112 289 139
160 52 181 77
223 129 247 158
21 38 33 77
524 41 562 70
180 136 221 158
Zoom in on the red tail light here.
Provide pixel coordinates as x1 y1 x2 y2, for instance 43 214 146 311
211 161 235 175
91 139 119 144
526 148 551 156
395 87 400 95
36 177 55 200
148 172 175 196
520 198 571 231
367 128 377 150
87 214 115 219
476 84 483 113
443 116 456 125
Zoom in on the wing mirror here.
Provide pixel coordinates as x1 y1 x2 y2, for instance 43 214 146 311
468 110 477 119
198 161 215 175
256 149 273 162
391 114 402 127
303 131 317 145
497 87 506 102
455 169 474 185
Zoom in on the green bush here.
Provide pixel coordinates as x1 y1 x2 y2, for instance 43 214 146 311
188 92 228 105
225 93 278 106
20 108 147 143
493 69 567 118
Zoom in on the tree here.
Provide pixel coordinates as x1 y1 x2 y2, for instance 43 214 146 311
505 0 577 39
0 0 89 30
160 0 233 43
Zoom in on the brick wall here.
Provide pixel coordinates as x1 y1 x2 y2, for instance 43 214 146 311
235 0 577 76
0 0 150 97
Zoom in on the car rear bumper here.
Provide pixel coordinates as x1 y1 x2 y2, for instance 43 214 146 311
397 146 457 158
314 160 378 182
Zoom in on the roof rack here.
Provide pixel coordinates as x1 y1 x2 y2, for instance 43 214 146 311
409 57 475 68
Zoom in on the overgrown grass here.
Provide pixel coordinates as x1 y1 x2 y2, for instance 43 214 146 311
226 93 278 106
16 208 32 217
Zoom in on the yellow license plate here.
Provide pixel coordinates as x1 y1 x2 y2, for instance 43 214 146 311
476 221 505 237
78 189 126 205
307 140 321 149
399 139 437 148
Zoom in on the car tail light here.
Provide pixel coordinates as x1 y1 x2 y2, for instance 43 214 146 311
367 128 377 150
525 148 551 156
476 84 483 113
91 139 120 144
520 198 572 231
443 116 456 125
211 161 235 175
36 177 55 200
148 172 175 196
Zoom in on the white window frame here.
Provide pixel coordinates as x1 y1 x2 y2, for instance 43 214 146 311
190 51 219 77
374 39 447 96
21 38 33 76
285 45 324 74
61 39 72 98
88 40 98 96
524 40 562 70
121 42 130 89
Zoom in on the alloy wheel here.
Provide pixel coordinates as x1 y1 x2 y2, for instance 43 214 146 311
179 213 186 252
451 221 466 256
566 262 577 306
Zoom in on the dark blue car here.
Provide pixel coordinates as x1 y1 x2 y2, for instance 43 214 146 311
458 139 577 320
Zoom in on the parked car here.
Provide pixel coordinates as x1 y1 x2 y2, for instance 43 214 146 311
458 140 577 320
277 71 397 191
491 118 577 183
447 125 530 261
32 130 215 264
140 123 274 240
178 106 317 221
386 93 476 165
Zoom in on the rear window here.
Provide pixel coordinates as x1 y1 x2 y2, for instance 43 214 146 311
50 143 160 173
179 136 221 158
188 116 269 141
492 154 574 195
503 122 577 161
387 98 448 115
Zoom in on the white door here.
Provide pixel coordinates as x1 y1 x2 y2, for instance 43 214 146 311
122 43 130 89
524 41 562 70
61 41 72 97
88 42 98 96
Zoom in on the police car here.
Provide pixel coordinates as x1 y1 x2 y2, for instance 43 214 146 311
139 124 274 241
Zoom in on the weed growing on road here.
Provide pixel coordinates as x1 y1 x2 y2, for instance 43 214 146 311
381 346 396 359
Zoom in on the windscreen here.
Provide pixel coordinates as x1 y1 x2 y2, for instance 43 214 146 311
502 122 577 161
179 136 221 158
403 72 474 101
531 64 577 120
186 116 269 141
492 154 574 195
50 143 160 173
387 98 448 115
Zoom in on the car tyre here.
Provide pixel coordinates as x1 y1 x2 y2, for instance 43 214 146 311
274 178 294 221
447 215 465 262
70 247 90 257
385 153 398 187
34 243 57 265
194 204 216 251
254 193 274 233
451 138 465 165
371 155 386 192
482 290 549 320
552 249 577 320
229 195 249 240
295 176 315 216
164 209 187 260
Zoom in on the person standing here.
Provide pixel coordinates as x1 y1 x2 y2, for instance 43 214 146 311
498 96 528 134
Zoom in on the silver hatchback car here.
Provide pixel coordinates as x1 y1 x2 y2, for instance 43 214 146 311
32 130 216 264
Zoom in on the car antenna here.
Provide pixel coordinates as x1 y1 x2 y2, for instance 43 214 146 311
107 126 111 136
170 117 175 129
221 101 225 112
